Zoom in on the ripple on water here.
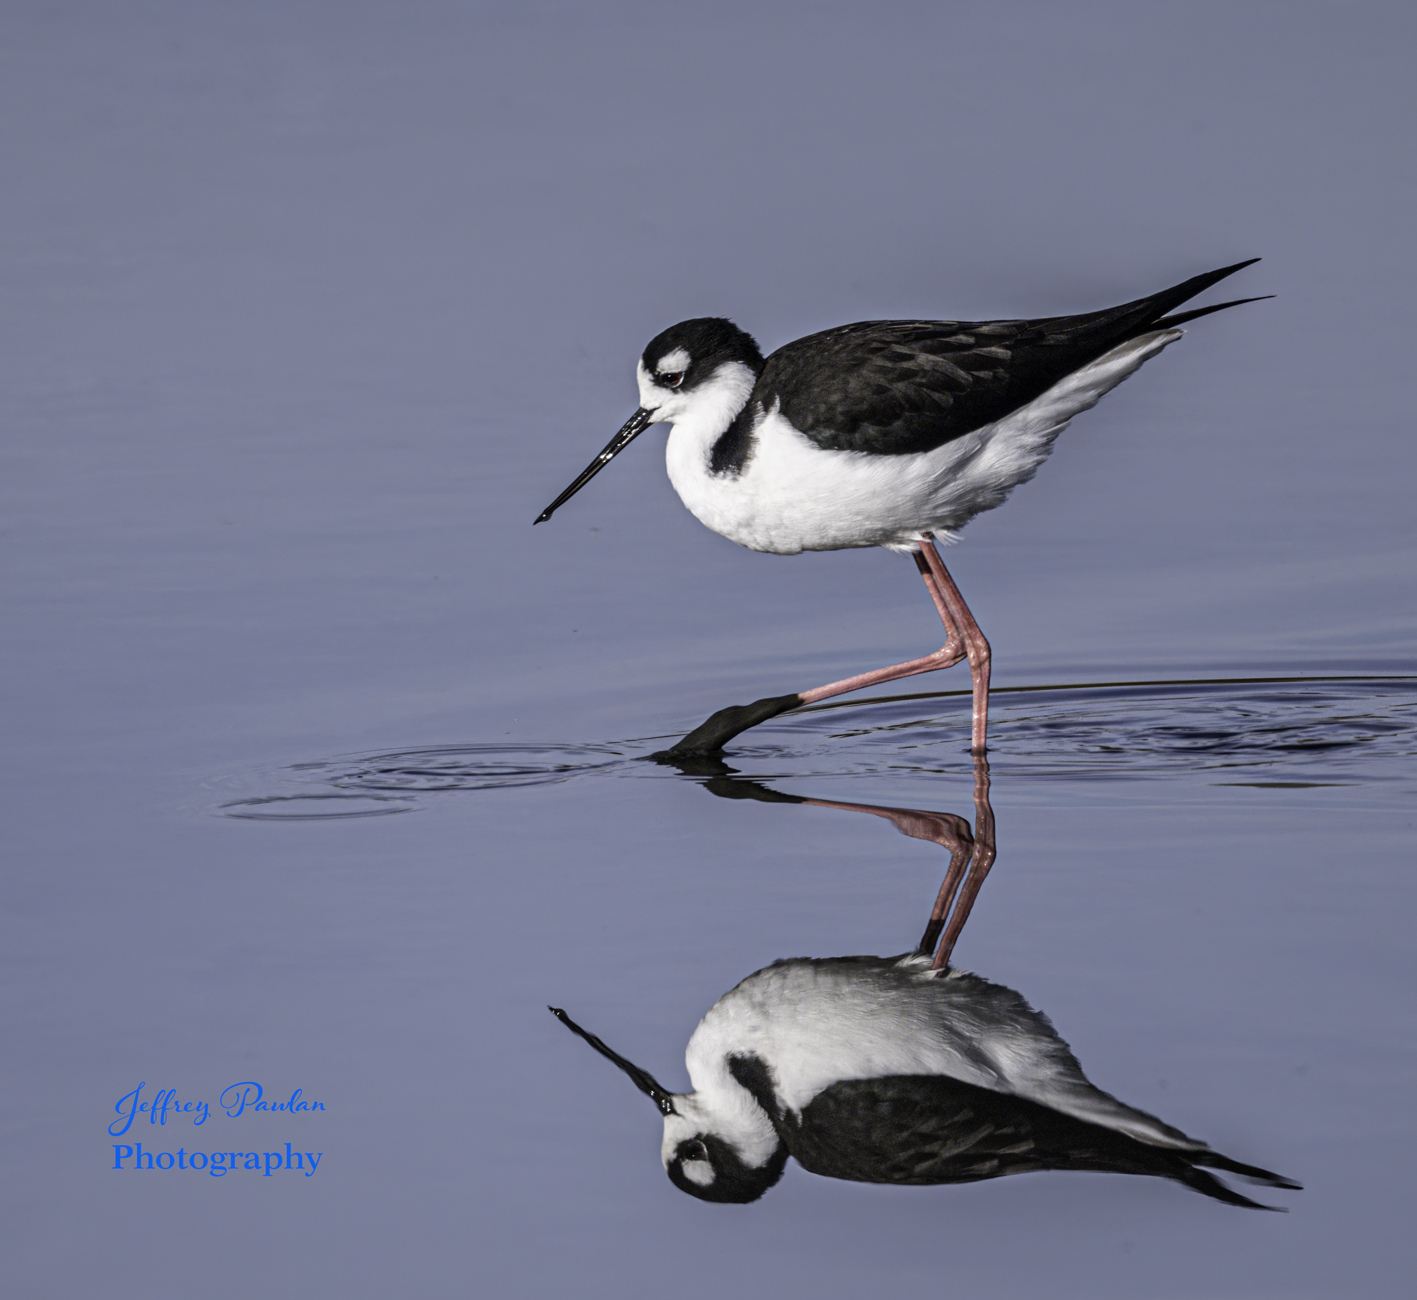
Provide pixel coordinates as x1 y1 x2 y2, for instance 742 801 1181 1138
739 677 1417 783
300 743 631 792
219 794 418 819
225 679 1417 815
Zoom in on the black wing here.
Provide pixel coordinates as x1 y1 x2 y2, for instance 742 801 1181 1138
788 1075 1298 1209
758 259 1267 456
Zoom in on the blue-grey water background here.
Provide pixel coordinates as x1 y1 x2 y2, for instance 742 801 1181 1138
3 1 1415 1295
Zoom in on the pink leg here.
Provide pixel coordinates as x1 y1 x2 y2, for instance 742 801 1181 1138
913 548 966 650
796 546 967 705
917 538 992 755
930 754 996 969
793 793 978 963
915 818 976 960
685 759 996 966
656 538 989 757
798 538 991 754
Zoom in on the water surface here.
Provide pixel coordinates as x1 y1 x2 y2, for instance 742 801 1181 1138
3 3 1414 1297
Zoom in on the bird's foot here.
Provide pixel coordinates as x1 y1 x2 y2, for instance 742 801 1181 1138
649 693 804 759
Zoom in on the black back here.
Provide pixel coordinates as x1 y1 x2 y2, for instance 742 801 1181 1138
787 1074 1295 1208
755 259 1264 456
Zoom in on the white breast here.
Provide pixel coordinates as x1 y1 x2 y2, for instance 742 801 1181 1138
664 330 1182 555
686 955 1199 1149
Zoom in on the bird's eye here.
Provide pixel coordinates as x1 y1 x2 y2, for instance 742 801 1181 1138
658 371 685 389
681 1139 707 1161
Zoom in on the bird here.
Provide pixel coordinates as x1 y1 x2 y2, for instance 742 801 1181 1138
534 260 1270 757
549 760 1298 1209
550 956 1299 1209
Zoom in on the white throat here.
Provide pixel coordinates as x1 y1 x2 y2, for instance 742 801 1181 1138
652 360 756 456
652 360 756 539
660 1086 779 1172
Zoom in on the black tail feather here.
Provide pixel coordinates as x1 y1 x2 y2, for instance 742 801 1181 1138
1195 1150 1303 1190
1155 294 1275 329
1043 257 1264 349
1176 1164 1286 1211
1139 257 1263 322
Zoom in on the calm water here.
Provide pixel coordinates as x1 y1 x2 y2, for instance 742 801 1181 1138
4 3 1415 1297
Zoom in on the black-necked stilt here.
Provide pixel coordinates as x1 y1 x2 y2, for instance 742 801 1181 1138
550 762 1298 1209
551 958 1298 1208
535 260 1270 756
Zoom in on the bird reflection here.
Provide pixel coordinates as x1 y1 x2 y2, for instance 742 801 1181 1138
552 758 1298 1209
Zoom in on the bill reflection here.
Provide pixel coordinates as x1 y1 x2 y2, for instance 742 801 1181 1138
552 759 1299 1209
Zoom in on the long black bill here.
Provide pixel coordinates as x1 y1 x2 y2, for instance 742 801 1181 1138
533 408 656 524
548 1006 677 1116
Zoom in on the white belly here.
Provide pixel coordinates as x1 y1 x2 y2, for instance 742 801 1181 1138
663 330 1182 554
686 955 1199 1148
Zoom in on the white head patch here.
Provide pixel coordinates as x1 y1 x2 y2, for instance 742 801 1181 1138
654 347 691 374
678 1158 714 1188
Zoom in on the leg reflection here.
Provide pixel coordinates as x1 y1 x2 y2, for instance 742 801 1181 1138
929 755 995 970
680 753 996 966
